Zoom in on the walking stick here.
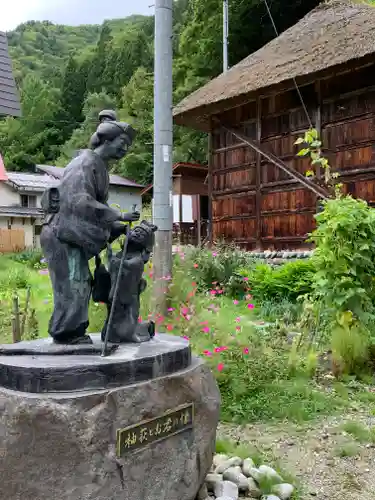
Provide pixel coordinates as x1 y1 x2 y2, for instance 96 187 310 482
101 205 137 357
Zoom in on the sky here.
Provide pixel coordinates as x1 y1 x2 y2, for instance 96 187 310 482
0 0 152 31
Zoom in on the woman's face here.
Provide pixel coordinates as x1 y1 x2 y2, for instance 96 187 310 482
107 133 131 160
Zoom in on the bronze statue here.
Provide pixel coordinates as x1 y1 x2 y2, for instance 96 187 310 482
40 117 140 345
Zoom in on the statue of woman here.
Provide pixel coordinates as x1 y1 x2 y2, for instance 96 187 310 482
40 119 140 345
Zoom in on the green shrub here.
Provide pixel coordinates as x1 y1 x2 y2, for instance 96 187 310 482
0 268 30 289
249 259 315 302
10 250 44 269
308 196 375 373
186 245 255 294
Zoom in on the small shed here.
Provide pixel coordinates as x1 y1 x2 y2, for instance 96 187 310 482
141 162 208 245
0 31 21 117
173 0 375 250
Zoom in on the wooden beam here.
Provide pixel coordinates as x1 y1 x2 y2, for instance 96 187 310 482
255 97 262 249
215 120 330 200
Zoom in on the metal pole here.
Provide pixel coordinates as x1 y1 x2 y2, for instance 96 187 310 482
223 0 229 72
153 0 173 313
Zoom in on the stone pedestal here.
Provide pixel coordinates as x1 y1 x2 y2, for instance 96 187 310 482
0 334 220 500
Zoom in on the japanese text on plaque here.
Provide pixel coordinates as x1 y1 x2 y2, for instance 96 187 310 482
116 403 194 456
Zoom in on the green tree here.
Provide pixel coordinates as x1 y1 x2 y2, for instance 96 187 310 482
57 55 89 141
117 67 154 184
57 91 116 165
0 74 60 170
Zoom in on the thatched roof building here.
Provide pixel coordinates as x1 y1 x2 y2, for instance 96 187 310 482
173 0 375 130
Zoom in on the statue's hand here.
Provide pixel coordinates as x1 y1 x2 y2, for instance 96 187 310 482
121 211 140 223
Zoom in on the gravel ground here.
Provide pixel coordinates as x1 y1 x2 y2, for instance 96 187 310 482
218 409 375 499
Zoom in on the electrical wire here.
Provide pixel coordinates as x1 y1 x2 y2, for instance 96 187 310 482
263 0 313 129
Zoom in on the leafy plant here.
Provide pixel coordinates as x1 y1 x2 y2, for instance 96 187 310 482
186 245 255 294
295 127 341 195
249 260 315 302
307 196 375 373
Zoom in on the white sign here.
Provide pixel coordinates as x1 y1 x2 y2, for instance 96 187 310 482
162 145 171 162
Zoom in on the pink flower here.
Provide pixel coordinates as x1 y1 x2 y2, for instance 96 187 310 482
168 307 175 312
181 307 189 315
214 346 228 353
203 350 212 357
233 300 239 305
217 363 224 372
243 347 249 355
235 317 241 323
235 326 241 332
212 252 217 257
247 304 254 310
193 263 199 268
203 327 210 333
243 277 249 281
210 290 217 296
166 324 173 331
200 320 209 325
182 336 190 341
191 282 197 287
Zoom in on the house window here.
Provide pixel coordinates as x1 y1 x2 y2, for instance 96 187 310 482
21 195 37 208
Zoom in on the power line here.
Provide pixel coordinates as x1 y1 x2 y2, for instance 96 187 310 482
263 0 313 129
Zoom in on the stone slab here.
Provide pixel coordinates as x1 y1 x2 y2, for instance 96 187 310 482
0 333 191 393
0 357 221 500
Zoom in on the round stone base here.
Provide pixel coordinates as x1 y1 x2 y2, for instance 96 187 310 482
0 357 220 500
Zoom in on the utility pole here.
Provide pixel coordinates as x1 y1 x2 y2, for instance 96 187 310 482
223 0 229 72
152 0 173 313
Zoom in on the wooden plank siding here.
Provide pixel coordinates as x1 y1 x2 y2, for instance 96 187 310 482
210 63 375 250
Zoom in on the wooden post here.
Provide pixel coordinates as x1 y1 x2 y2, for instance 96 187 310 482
196 195 202 246
179 191 183 246
21 287 31 339
208 126 214 246
256 97 262 249
12 293 21 343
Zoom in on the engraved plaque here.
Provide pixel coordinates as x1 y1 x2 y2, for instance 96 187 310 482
116 403 194 456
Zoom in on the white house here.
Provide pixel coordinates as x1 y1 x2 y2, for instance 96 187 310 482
0 158 144 251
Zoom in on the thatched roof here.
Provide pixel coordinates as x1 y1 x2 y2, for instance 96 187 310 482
173 0 375 129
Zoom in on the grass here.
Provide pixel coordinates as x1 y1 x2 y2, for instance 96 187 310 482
340 420 375 443
334 442 361 458
0 247 373 426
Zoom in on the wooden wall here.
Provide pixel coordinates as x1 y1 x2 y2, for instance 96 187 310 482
210 63 375 250
0 228 25 253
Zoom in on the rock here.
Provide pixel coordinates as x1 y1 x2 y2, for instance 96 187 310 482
271 484 294 500
0 353 220 500
215 456 243 474
213 454 229 468
214 480 239 499
261 496 281 500
196 483 209 500
247 477 262 498
205 473 223 492
216 497 236 500
242 457 255 477
223 466 248 491
258 465 283 483
248 467 262 482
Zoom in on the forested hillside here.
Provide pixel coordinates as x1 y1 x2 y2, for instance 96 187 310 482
0 0 321 184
